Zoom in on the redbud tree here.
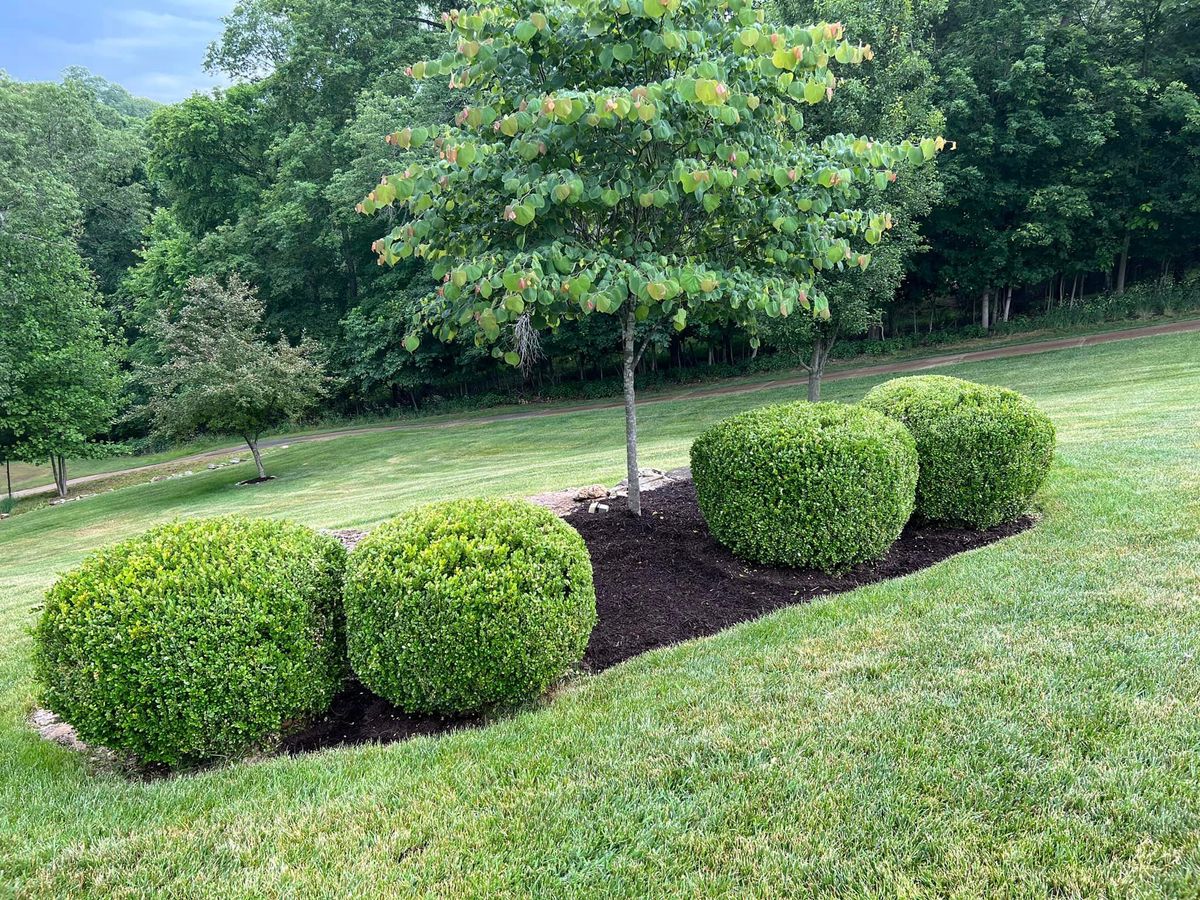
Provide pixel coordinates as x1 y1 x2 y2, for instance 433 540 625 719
360 0 942 514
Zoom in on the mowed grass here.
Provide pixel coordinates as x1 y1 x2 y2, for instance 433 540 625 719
1 333 1199 897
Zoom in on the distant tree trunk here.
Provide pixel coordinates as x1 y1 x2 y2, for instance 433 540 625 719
1116 232 1131 295
1003 286 1013 323
621 308 642 517
342 225 359 303
806 331 835 402
5 460 11 499
981 288 991 331
245 437 267 480
51 454 68 499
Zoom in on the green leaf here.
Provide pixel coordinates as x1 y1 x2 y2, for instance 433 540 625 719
403 335 420 353
613 43 634 63
503 351 521 366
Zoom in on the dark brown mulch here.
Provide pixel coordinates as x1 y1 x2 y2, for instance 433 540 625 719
280 480 1033 754
279 684 482 754
568 480 1033 671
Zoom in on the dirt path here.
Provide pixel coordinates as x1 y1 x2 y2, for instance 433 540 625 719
17 318 1200 500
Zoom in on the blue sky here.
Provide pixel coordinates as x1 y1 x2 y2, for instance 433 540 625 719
0 0 237 102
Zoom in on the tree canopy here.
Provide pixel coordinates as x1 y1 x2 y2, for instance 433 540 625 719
144 274 328 480
360 0 941 509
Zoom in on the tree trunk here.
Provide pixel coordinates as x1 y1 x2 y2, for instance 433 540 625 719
981 288 991 331
51 454 67 499
341 225 359 303
5 459 11 500
246 438 267 480
1116 232 1131 295
621 309 642 516
807 335 828 402
1003 286 1012 323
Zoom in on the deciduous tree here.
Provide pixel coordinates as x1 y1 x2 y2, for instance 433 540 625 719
144 275 328 480
362 0 940 512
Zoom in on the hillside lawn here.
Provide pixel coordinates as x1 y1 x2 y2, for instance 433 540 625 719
1 331 1198 896
9 312 1199 499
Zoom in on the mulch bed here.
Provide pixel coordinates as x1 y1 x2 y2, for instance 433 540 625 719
281 480 1032 754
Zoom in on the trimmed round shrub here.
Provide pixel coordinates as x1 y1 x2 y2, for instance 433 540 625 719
690 402 918 572
860 374 1055 527
344 498 596 714
33 517 347 767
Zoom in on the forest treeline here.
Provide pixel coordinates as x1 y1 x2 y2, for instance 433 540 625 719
2 0 1198 458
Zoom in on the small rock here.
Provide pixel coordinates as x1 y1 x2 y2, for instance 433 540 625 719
30 708 87 751
207 463 218 470
611 467 670 497
230 457 241 464
30 709 56 727
588 501 609 513
573 484 609 501
325 528 368 552
183 470 193 476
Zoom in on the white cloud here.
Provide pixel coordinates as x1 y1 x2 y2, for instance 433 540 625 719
162 0 238 14
34 5 226 64
115 10 216 32
126 69 230 101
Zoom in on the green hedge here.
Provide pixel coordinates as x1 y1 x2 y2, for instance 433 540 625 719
861 375 1055 527
33 517 347 766
344 498 596 714
690 402 918 571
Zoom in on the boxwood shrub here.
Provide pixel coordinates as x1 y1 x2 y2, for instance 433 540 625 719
33 517 347 767
690 402 918 572
861 374 1055 527
344 498 596 714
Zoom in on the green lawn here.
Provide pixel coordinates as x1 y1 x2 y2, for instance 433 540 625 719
2 332 1199 896
4 437 237 494
11 313 1198 501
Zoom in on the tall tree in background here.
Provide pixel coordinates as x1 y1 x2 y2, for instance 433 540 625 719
146 0 453 340
0 73 154 300
771 0 945 398
144 275 328 481
0 74 123 499
362 0 939 512
924 0 1200 312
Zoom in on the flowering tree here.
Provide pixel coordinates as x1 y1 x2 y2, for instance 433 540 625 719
361 0 942 513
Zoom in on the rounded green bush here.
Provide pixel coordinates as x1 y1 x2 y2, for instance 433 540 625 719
33 517 347 766
344 498 596 714
860 374 1056 527
690 402 918 572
